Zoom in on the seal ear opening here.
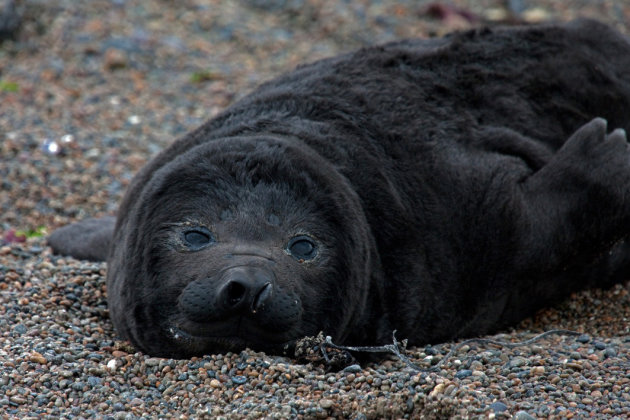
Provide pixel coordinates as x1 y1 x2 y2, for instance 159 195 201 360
48 216 116 262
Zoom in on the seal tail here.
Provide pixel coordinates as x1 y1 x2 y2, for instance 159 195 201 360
48 216 115 262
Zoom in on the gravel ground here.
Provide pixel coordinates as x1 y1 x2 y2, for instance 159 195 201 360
1 0 629 418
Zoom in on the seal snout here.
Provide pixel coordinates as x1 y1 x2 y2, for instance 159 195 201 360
220 266 274 313
178 265 276 323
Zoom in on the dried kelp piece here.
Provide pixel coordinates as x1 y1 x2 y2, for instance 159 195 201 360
294 332 357 371
322 331 422 371
295 329 583 372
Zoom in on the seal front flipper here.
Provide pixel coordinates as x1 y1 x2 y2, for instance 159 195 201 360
48 216 116 261
515 118 630 275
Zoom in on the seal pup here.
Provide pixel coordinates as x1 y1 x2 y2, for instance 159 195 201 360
50 19 630 357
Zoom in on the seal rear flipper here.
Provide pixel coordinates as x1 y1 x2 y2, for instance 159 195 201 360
48 216 116 262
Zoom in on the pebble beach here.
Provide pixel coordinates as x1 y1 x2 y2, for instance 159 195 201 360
1 0 630 418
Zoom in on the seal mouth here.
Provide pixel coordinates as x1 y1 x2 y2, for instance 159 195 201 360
165 322 297 354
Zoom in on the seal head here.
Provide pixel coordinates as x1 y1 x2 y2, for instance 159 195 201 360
106 135 379 357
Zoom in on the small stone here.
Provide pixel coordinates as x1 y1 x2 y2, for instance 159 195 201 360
577 334 590 343
87 376 101 386
484 8 508 22
29 351 47 364
319 398 334 409
565 362 583 371
13 324 27 335
455 369 472 379
210 379 221 388
522 7 550 23
280 405 292 416
604 347 617 358
231 375 247 384
429 383 446 397
163 384 177 396
145 357 160 366
531 366 545 375
489 401 508 413
9 396 26 405
103 48 128 70
343 364 362 373
508 356 527 368
425 346 438 355
127 115 141 125
514 410 536 420
131 377 144 388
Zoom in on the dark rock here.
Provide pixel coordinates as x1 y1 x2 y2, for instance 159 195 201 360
577 334 591 343
342 364 362 373
604 347 618 358
13 324 26 335
0 0 20 41
489 401 508 413
454 369 472 379
231 375 247 384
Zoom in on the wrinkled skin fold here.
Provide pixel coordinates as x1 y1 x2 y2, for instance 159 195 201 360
49 20 630 358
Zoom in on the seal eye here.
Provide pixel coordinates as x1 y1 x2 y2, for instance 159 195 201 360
183 228 213 250
287 235 317 261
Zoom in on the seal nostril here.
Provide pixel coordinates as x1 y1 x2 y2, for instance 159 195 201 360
252 282 272 312
218 267 276 315
226 281 247 307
